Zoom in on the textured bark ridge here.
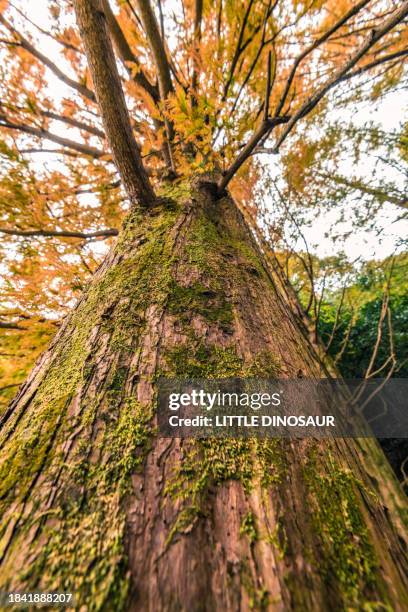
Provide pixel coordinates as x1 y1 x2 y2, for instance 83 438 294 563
0 180 407 611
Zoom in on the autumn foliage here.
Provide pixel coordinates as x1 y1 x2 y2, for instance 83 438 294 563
0 0 407 404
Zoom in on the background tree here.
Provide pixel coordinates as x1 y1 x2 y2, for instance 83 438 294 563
0 0 408 609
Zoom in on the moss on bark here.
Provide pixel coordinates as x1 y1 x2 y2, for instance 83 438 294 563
0 178 407 611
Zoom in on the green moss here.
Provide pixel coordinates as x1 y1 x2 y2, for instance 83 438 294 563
164 437 256 545
0 205 178 507
167 280 233 330
184 210 223 274
240 564 270 611
161 336 285 544
0 393 70 501
303 452 380 608
165 438 255 500
240 511 258 544
244 351 282 377
183 206 266 285
97 205 179 351
256 439 287 487
163 438 287 546
109 367 128 392
164 343 244 378
17 396 153 612
21 508 130 611
265 517 288 560
157 179 192 202
227 238 266 278
0 200 171 602
165 505 203 547
163 336 282 381
94 396 153 493
0 182 287 605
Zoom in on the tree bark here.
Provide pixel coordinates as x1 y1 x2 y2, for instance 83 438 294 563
0 177 407 611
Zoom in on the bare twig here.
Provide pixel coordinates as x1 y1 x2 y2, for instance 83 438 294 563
0 118 105 157
38 110 104 138
8 1 83 54
0 321 26 331
365 259 395 379
0 383 22 392
273 2 408 153
338 48 408 84
16 148 82 158
0 228 118 239
229 1 275 119
325 285 346 353
0 14 96 102
222 0 256 100
314 270 327 345
217 0 223 38
274 0 371 116
263 51 272 122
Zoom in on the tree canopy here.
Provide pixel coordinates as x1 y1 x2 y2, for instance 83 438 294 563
1 2 408 607
1 0 407 406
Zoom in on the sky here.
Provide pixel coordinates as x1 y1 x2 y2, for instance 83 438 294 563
261 87 408 261
3 0 408 264
296 92 408 261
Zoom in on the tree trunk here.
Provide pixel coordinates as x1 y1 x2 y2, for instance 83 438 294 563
0 178 407 611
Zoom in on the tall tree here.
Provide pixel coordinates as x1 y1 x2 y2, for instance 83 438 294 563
0 0 408 609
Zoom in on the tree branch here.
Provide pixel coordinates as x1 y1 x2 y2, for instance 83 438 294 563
73 0 156 207
263 50 272 122
0 14 96 103
338 48 408 83
274 0 372 116
8 1 83 54
218 3 408 192
16 148 83 158
272 1 408 153
318 171 408 209
217 116 290 194
0 102 105 139
222 0 255 100
134 0 176 171
101 0 159 103
135 0 173 100
41 110 105 138
0 383 23 392
229 0 275 118
0 227 119 239
191 0 203 98
0 321 26 330
101 0 173 171
157 0 165 41
0 118 105 157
